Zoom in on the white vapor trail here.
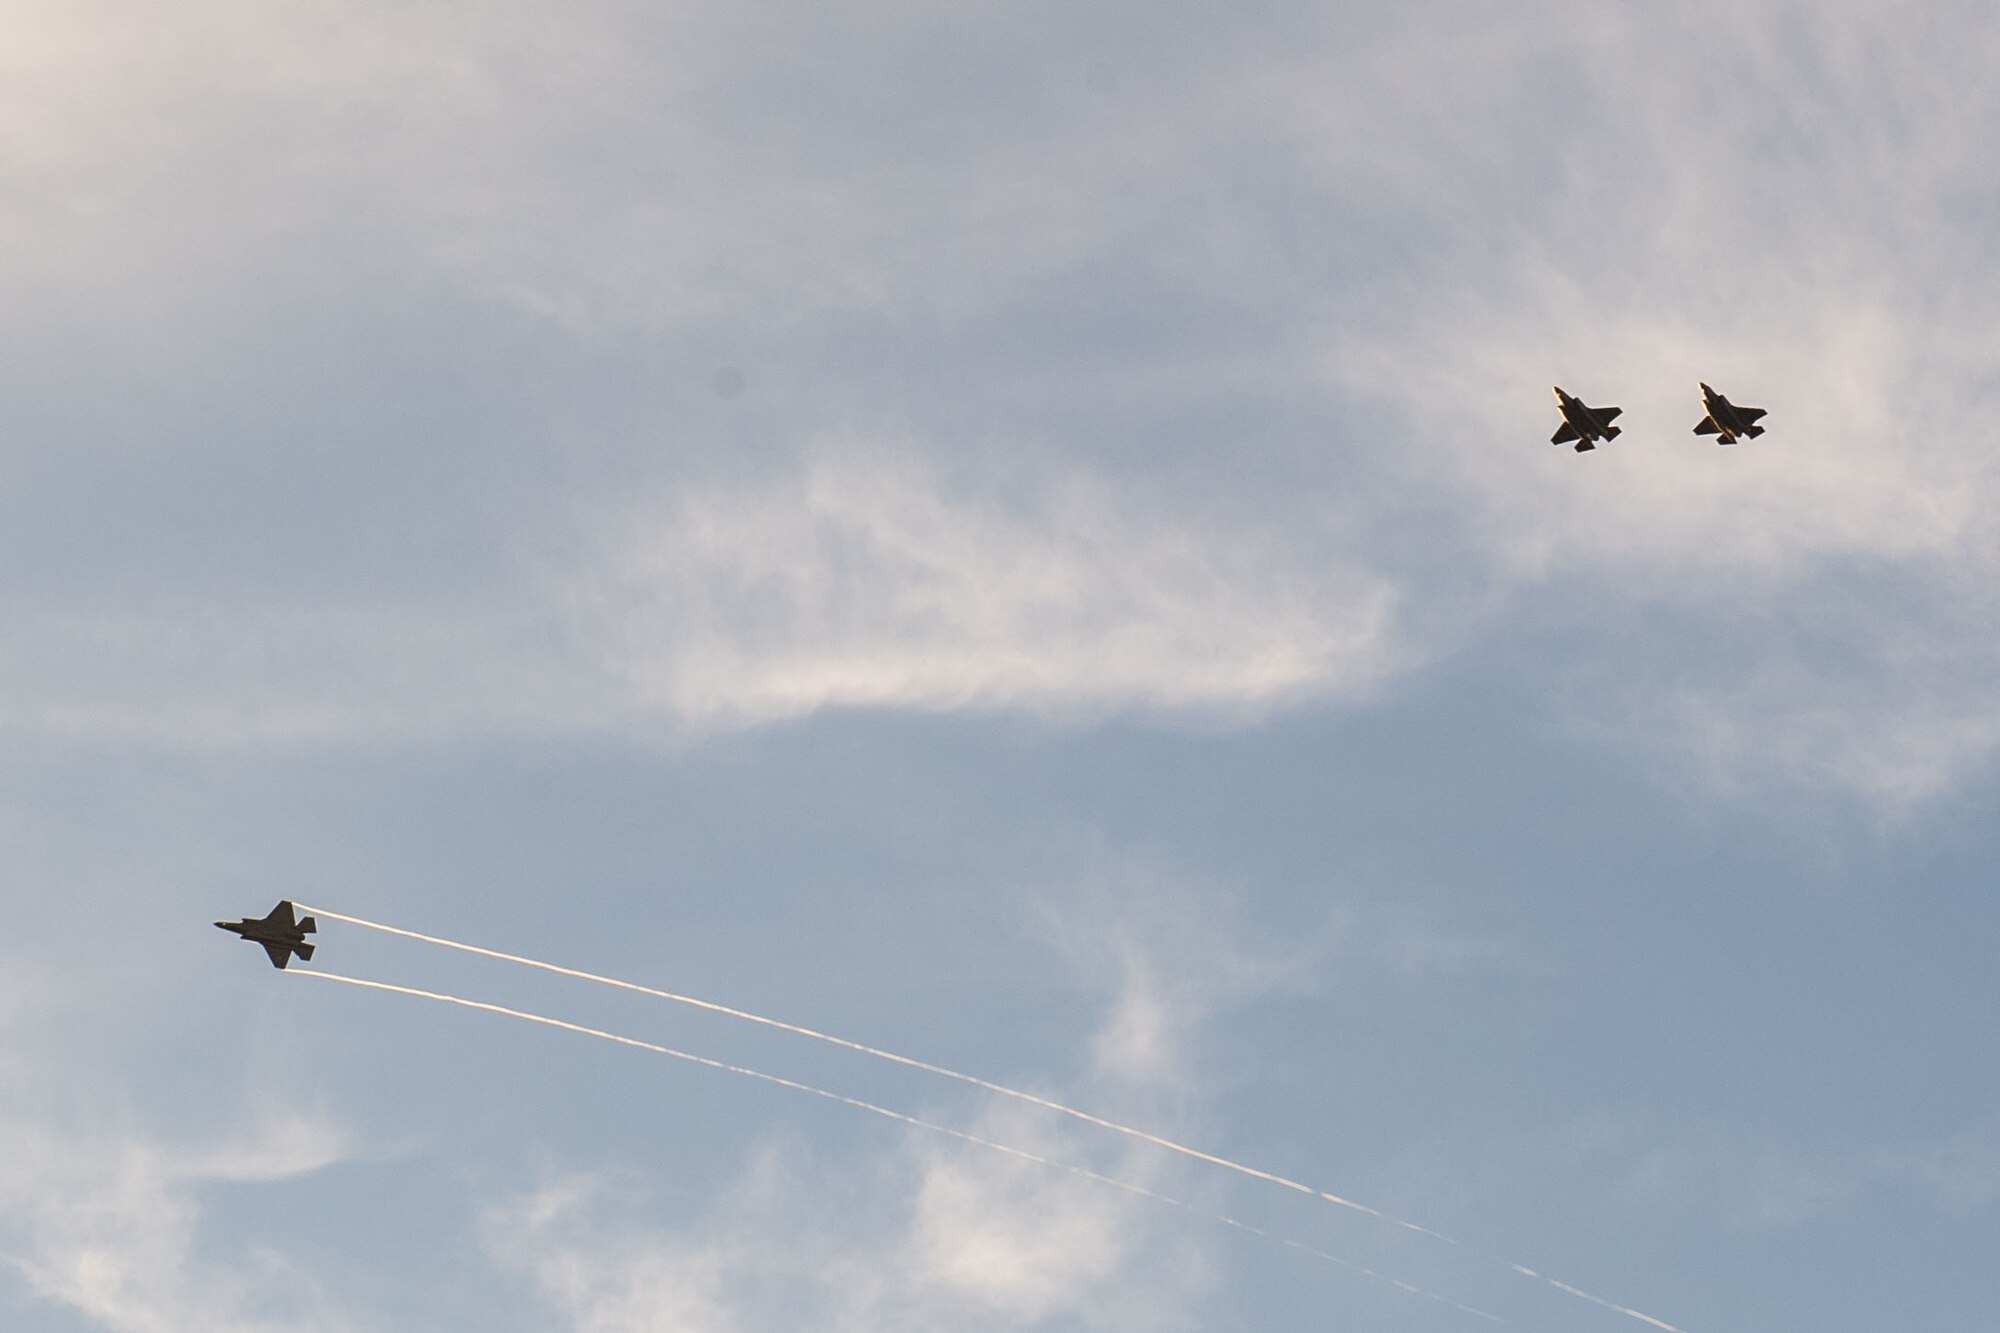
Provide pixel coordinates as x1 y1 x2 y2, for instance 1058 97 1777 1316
292 968 1504 1325
298 905 1689 1333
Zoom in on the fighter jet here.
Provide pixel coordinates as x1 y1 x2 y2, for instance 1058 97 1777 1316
215 900 317 969
1550 387 1623 452
1692 382 1767 444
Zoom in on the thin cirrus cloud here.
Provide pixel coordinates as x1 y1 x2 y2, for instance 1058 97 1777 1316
571 450 1408 731
480 1119 1209 1333
0 448 1407 747
469 895 1263 1333
0 1111 352 1333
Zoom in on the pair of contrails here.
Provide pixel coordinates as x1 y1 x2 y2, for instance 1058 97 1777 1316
217 899 1693 1332
1552 384 1768 452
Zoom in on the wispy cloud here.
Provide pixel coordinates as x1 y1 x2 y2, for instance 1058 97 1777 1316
8 2 2000 808
1303 5 2000 807
0 443 1406 747
0 1110 352 1332
1025 865 1315 1089
469 872 1328 1332
473 965 1238 1332
483 1111 1210 1333
572 447 1406 731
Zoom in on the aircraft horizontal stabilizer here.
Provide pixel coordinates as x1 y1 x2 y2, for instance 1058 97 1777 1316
1573 440 1596 452
299 916 317 934
1601 425 1621 439
295 943 316 962
1745 425 1764 437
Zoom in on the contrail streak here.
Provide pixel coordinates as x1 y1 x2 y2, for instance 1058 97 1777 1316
293 968 1503 1325
299 905 1688 1333
297 906 1398 1217
1526 1270 1685 1333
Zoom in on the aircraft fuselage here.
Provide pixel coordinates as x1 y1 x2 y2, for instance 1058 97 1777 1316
215 900 317 969
1550 386 1622 451
1696 382 1766 444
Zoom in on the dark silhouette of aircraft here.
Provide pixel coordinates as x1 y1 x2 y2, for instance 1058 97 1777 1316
215 900 317 969
1693 383 1767 444
1550 387 1622 451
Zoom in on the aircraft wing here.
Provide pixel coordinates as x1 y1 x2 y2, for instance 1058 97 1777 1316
262 900 297 928
1551 421 1580 444
1694 417 1721 435
1740 406 1767 422
261 941 293 969
1594 406 1622 425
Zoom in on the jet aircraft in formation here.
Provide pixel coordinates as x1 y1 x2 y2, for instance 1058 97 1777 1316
1550 383 1768 449
1549 386 1623 452
1692 382 1767 444
216 900 317 969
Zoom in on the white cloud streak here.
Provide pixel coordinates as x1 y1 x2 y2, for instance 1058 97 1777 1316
388 965 1232 1331
0 447 1406 748
574 450 1405 729
432 979 1500 1332
0 1111 352 1333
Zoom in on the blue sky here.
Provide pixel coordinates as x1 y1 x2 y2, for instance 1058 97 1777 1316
4 3 1998 1329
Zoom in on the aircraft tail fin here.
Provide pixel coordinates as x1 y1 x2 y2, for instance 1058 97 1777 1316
294 943 316 962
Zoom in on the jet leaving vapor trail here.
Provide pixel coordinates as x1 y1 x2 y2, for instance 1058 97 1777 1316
299 905 1689 1333
293 968 1504 1325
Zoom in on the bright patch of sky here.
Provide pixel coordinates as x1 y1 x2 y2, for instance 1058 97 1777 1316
4 3 1998 1330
